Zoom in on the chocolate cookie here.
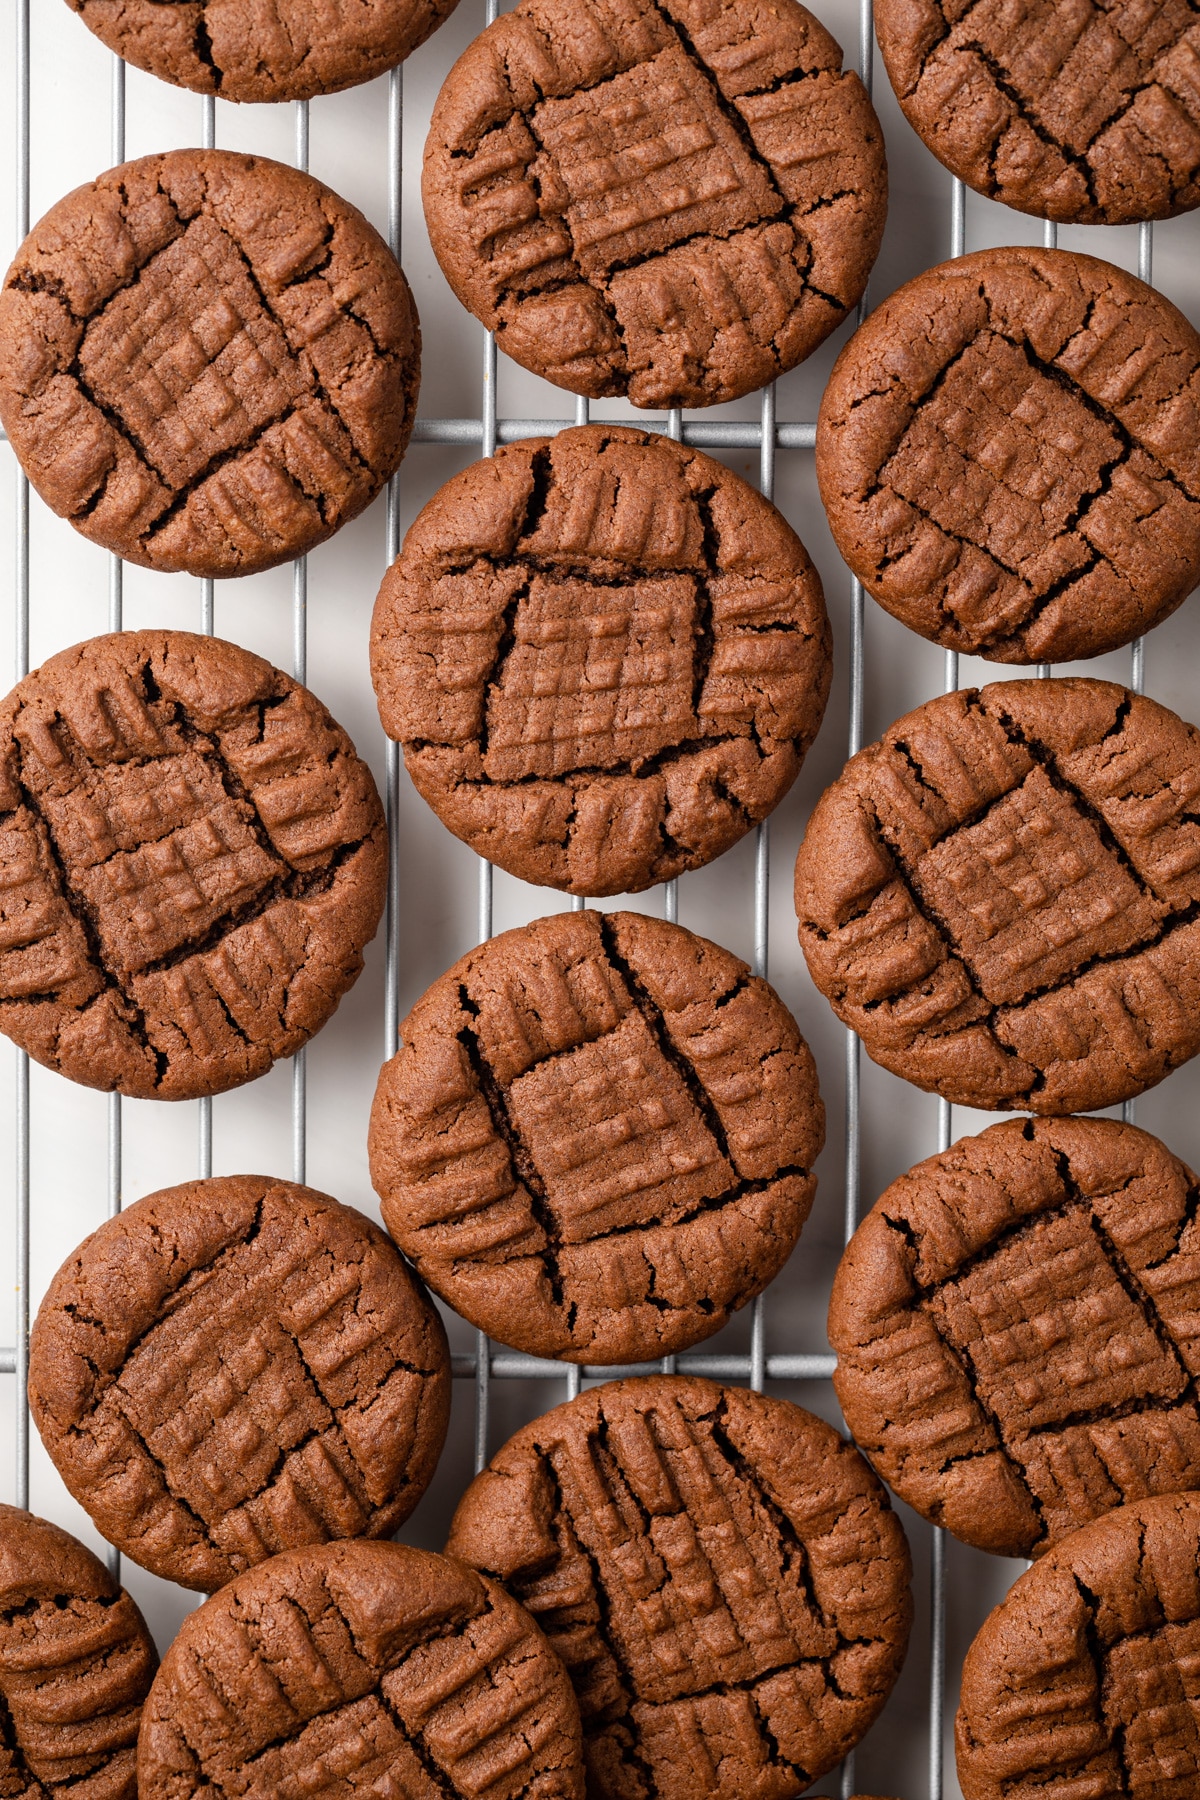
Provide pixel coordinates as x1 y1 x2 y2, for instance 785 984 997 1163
371 426 831 894
831 1117 1200 1558
0 630 386 1100
422 0 885 407
369 909 824 1364
446 1375 913 1800
0 150 419 578
794 678 1200 1114
29 1175 451 1593
877 0 1200 226
0 1503 157 1800
816 248 1200 663
65 0 461 103
956 1492 1200 1800
137 1540 585 1800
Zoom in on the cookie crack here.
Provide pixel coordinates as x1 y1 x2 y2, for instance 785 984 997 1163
959 39 1101 207
596 914 736 1169
455 985 567 1308
653 5 791 216
104 1397 230 1559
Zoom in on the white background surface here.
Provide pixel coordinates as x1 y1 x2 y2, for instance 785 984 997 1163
5 2 1200 1793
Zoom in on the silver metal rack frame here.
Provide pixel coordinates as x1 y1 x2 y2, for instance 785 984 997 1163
1 3 1166 1796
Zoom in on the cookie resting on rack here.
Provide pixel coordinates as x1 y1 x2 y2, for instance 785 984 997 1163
816 248 1200 663
370 425 831 894
0 150 420 578
794 678 1200 1114
421 0 885 407
29 1175 451 1593
446 1375 913 1800
876 0 1200 226
956 1492 1200 1800
369 909 824 1364
831 1116 1200 1559
0 1503 158 1800
64 0 462 103
0 630 387 1099
136 1541 585 1800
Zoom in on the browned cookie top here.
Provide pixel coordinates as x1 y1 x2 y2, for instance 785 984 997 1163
794 677 1200 1114
956 1492 1200 1800
877 0 1200 225
0 150 419 578
29 1175 451 1594
816 249 1200 664
371 427 831 895
0 1503 157 1800
832 1117 1200 1559
138 1540 584 1800
65 0 461 104
369 910 824 1364
422 0 885 408
447 1376 913 1800
0 630 386 1100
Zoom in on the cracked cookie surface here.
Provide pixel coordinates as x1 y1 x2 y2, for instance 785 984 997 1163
816 249 1200 663
831 1117 1200 1559
370 426 831 894
0 1503 158 1800
955 1492 1200 1800
0 150 420 577
421 0 885 408
137 1539 585 1800
0 629 387 1100
794 677 1200 1114
877 0 1200 225
446 1375 912 1800
369 910 824 1364
64 0 462 104
28 1175 451 1593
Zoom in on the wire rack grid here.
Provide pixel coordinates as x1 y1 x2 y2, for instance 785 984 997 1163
2 3 1190 1797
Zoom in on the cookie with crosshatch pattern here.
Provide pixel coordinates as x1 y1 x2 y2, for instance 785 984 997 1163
0 149 419 578
816 248 1200 663
831 1116 1200 1559
63 0 462 103
369 425 831 895
136 1540 585 1800
0 629 386 1099
446 1375 913 1800
955 1492 1200 1800
876 0 1200 226
29 1175 451 1593
794 677 1200 1114
421 0 885 408
0 1504 158 1800
368 909 824 1364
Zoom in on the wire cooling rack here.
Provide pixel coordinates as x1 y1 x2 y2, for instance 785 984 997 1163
5 3 1198 1797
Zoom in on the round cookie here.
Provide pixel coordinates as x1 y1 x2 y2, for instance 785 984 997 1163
794 677 1200 1114
29 1175 451 1593
816 248 1200 664
0 150 419 578
371 426 831 894
956 1492 1200 1800
832 1117 1200 1559
0 1503 157 1800
422 0 885 408
876 0 1200 226
0 630 387 1100
446 1375 913 1800
64 0 461 103
369 909 825 1364
138 1540 584 1800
